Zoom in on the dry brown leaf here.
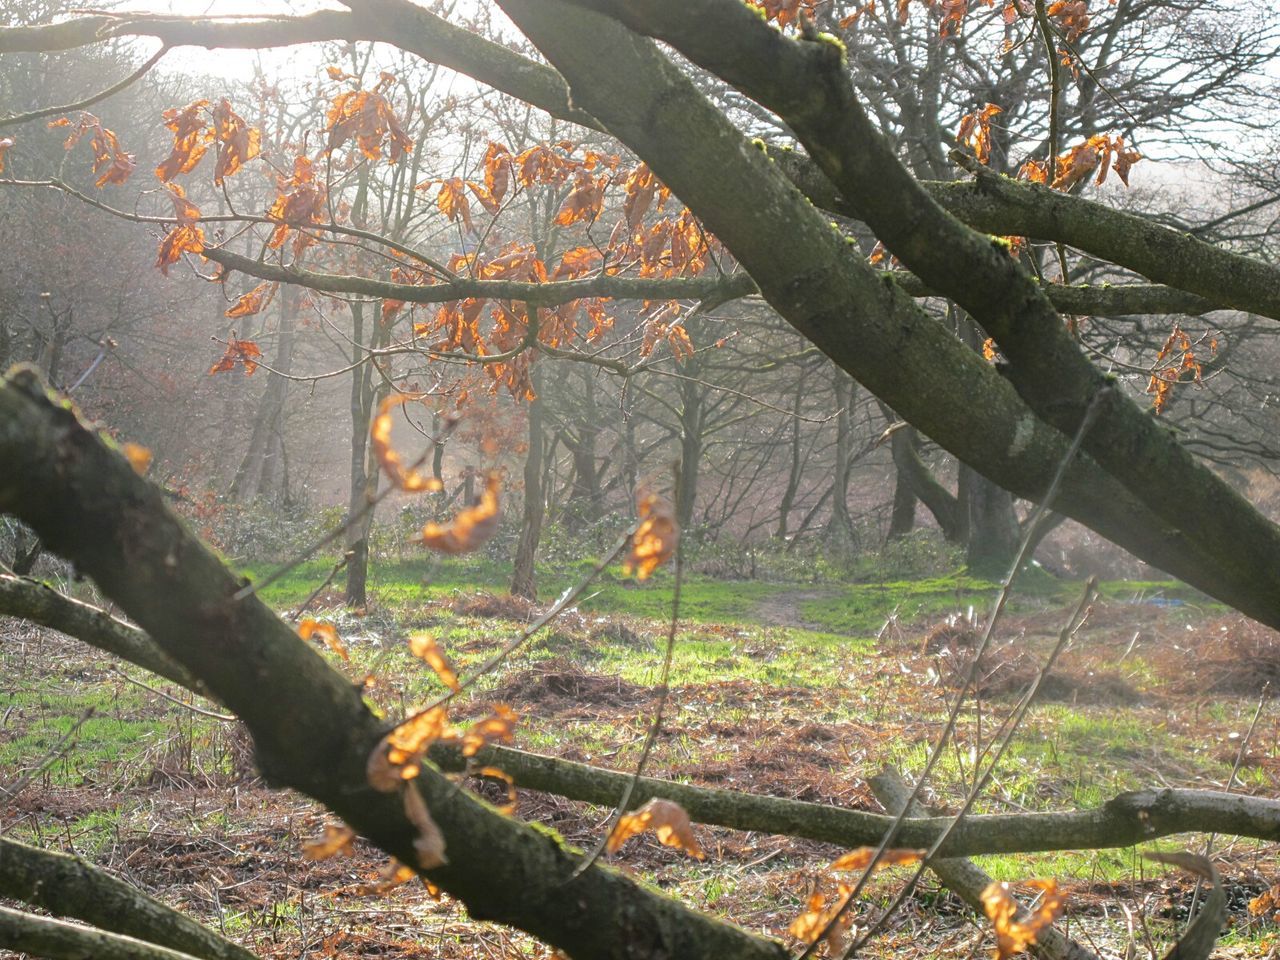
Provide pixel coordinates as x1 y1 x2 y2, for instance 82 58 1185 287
980 879 1064 960
461 703 518 757
830 847 924 872
606 798 704 860
367 705 454 791
402 784 448 869
408 633 460 691
298 617 349 661
370 395 445 493
419 472 501 554
788 885 854 955
122 442 152 476
301 823 356 860
358 858 417 895
623 492 677 580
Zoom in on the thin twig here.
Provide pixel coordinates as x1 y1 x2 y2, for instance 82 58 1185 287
800 387 1108 960
848 577 1097 954
0 46 169 129
570 534 683 878
111 667 236 722
1186 683 1268 918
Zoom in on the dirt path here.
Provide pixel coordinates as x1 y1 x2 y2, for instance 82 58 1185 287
750 588 830 630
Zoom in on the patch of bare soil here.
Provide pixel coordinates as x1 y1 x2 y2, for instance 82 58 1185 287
451 591 538 621
487 658 651 714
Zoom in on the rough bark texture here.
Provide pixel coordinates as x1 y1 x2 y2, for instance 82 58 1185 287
0 837 256 960
0 906 207 960
0 366 787 960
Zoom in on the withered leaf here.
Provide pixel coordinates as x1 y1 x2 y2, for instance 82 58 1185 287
980 879 1064 960
830 847 924 872
301 823 356 860
623 493 677 580
298 618 348 661
461 704 518 757
402 783 448 869
606 798 704 860
370 395 445 493
419 473 500 554
121 442 152 476
787 885 854 955
408 633 460 691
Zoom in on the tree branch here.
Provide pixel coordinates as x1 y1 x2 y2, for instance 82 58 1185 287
0 571 208 697
205 247 758 308
513 0 1280 628
0 837 259 960
0 365 786 960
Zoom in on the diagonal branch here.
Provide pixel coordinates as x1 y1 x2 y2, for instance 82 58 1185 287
0 364 785 960
0 837 259 960
503 0 1280 628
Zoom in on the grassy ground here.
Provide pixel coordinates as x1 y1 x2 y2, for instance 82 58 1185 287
3 554 1279 959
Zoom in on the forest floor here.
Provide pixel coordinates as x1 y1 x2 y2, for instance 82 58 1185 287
4 556 1280 959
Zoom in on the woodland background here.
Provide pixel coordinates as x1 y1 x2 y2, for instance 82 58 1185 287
5 1 1280 960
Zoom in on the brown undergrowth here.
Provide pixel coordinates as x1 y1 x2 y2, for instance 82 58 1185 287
6 593 1280 959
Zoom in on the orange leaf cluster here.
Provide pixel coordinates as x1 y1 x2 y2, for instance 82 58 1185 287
981 880 1064 959
208 338 263 376
367 705 455 791
302 823 356 860
298 618 349 661
365 700 519 867
155 99 260 185
1145 322 1209 414
211 99 262 184
554 171 608 226
640 301 694 361
266 156 327 253
748 0 823 27
624 493 678 580
155 183 205 275
460 704 518 757
50 112 135 187
325 75 412 163
1047 0 1090 41
896 0 987 37
419 472 501 553
1250 883 1280 922
829 847 924 872
956 103 1003 166
370 394 446 493
1020 134 1140 191
788 885 854 955
121 442 153 476
408 633 461 691
225 281 278 319
606 798 704 859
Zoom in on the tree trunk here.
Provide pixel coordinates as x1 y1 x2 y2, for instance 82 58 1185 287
228 290 297 504
825 369 857 553
674 370 703 530
343 297 380 609
962 464 1022 575
775 365 807 540
511 364 545 601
